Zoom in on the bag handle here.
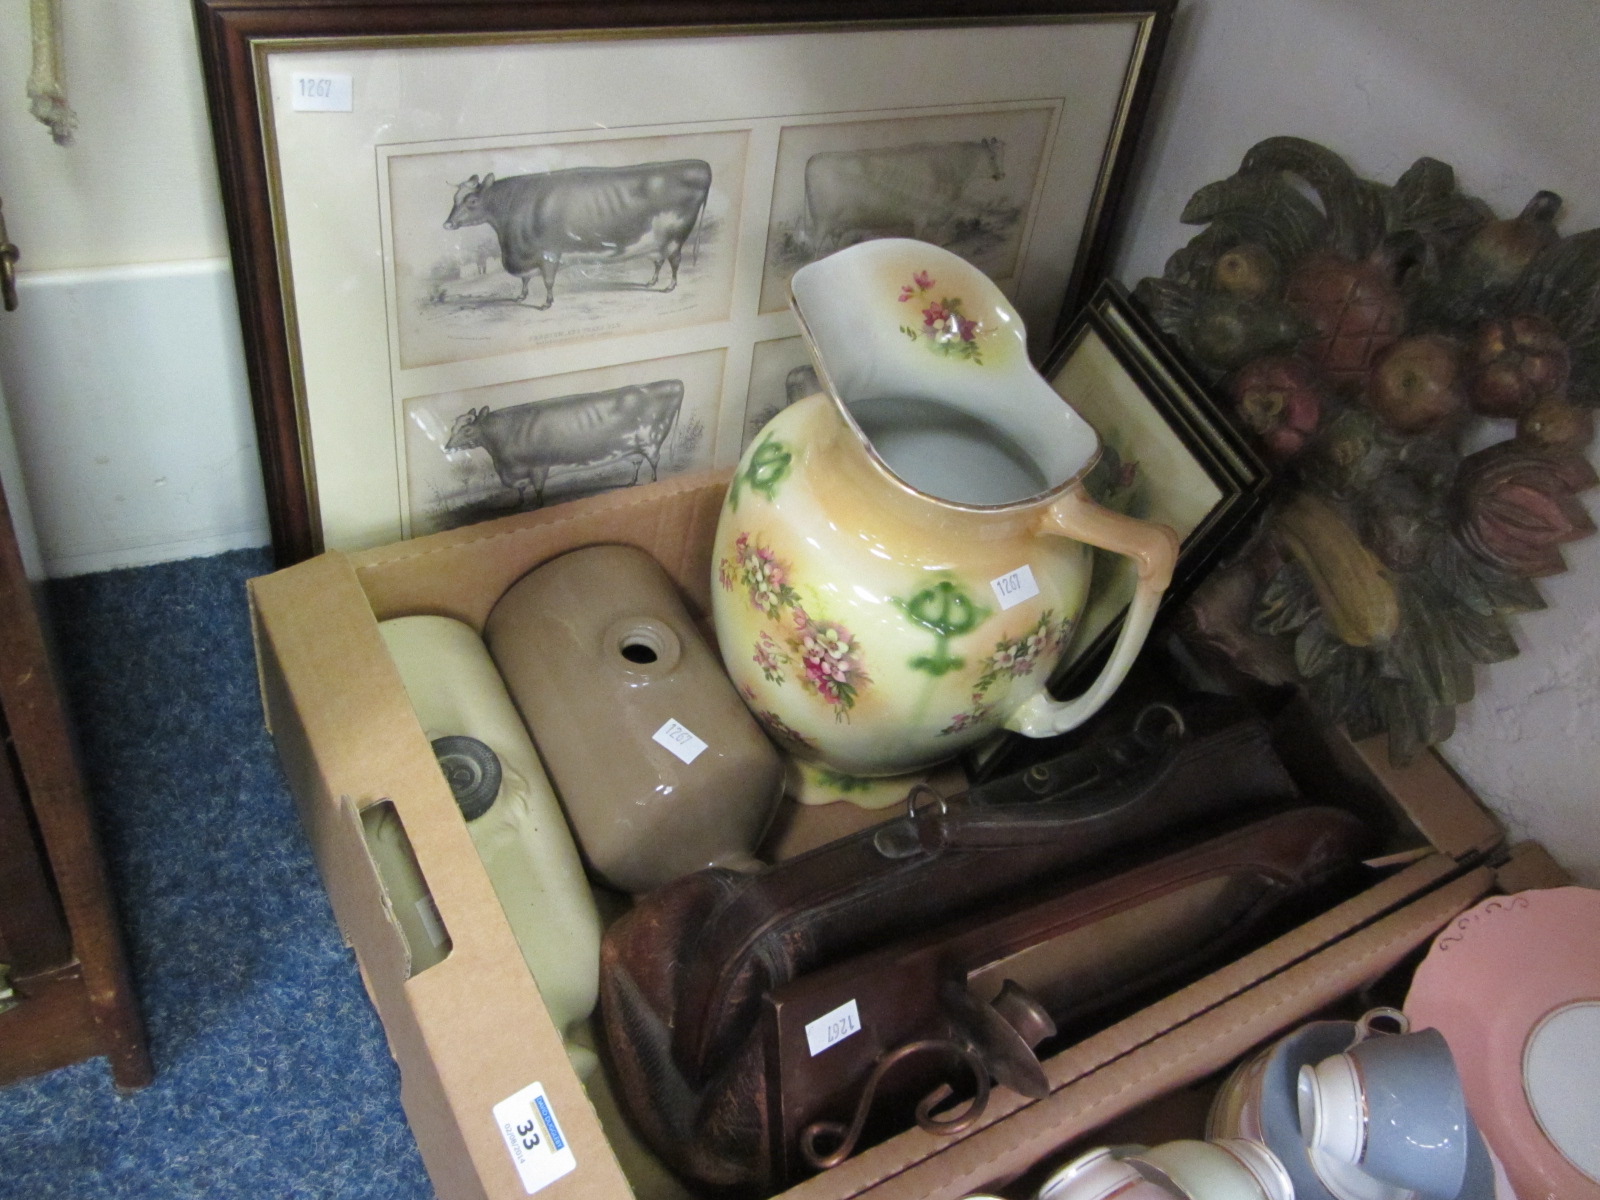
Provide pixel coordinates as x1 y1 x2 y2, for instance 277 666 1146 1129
1007 487 1179 738
672 706 1293 1077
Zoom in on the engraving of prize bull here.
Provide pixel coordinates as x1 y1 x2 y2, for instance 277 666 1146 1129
445 380 684 508
801 138 1005 255
443 160 712 309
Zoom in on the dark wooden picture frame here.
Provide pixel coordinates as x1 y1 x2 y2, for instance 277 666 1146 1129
1042 279 1271 693
193 0 1174 565
964 280 1270 780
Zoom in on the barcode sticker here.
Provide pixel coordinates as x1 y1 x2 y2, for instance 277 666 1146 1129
652 718 708 764
289 72 353 112
493 1082 577 1194
990 564 1040 610
805 999 862 1056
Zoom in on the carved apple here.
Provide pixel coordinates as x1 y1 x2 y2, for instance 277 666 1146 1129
1230 356 1324 460
1363 335 1467 434
1186 294 1303 371
1518 397 1595 450
1213 243 1280 299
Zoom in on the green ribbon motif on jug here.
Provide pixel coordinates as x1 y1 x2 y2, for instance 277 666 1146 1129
895 580 990 676
729 433 793 511
812 767 878 794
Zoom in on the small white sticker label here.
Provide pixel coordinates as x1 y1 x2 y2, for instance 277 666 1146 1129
805 999 862 1057
414 896 447 948
652 718 708 764
494 1082 577 1195
289 72 353 112
990 564 1040 611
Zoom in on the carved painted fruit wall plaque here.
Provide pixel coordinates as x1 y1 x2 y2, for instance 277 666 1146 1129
1136 137 1598 761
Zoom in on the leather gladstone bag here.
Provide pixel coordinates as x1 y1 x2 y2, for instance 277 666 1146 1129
597 710 1367 1194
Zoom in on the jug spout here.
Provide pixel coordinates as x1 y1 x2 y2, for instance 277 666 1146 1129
790 238 1100 508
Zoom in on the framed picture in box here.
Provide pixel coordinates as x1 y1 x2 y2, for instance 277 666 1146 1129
968 280 1271 778
1045 280 1271 691
193 0 1176 563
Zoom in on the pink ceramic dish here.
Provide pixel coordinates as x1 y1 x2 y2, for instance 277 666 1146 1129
1405 886 1600 1200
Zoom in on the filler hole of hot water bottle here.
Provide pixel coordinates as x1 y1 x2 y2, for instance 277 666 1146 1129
621 640 658 664
609 618 682 674
430 735 502 821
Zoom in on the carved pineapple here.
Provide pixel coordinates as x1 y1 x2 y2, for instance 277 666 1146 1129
1284 251 1406 385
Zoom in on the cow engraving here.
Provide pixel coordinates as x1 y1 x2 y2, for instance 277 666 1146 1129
444 160 712 309
445 380 684 507
801 139 1005 254
784 364 821 405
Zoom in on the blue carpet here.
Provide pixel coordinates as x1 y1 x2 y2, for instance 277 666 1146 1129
0 549 433 1198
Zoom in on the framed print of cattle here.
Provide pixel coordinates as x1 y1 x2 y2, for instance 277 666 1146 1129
384 131 748 370
194 0 1176 563
742 337 819 453
759 106 1055 320
403 348 723 536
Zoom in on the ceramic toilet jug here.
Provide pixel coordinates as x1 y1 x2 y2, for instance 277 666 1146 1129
712 238 1179 786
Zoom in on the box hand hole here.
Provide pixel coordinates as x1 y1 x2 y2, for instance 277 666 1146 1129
360 799 453 978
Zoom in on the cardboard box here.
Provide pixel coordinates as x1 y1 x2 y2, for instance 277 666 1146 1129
248 471 1514 1200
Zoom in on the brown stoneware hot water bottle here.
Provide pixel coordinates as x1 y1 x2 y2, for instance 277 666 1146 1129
485 543 784 894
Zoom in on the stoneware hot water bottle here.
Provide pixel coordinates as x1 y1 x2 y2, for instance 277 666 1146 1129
486 544 784 894
373 614 603 1058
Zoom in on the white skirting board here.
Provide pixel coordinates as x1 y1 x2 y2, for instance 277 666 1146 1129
0 258 270 577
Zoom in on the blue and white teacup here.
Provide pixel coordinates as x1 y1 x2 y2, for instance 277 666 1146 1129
1297 1010 1470 1199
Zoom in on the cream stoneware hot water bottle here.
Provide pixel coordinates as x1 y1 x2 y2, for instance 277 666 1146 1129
373 615 602 1056
711 239 1179 793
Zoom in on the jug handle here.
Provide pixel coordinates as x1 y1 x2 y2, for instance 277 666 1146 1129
1006 487 1179 739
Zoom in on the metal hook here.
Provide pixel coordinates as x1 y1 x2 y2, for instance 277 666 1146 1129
873 783 951 859
799 1038 991 1171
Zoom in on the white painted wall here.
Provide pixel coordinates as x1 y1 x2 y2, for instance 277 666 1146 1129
0 261 268 575
0 0 267 570
0 0 227 268
0 0 1594 878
